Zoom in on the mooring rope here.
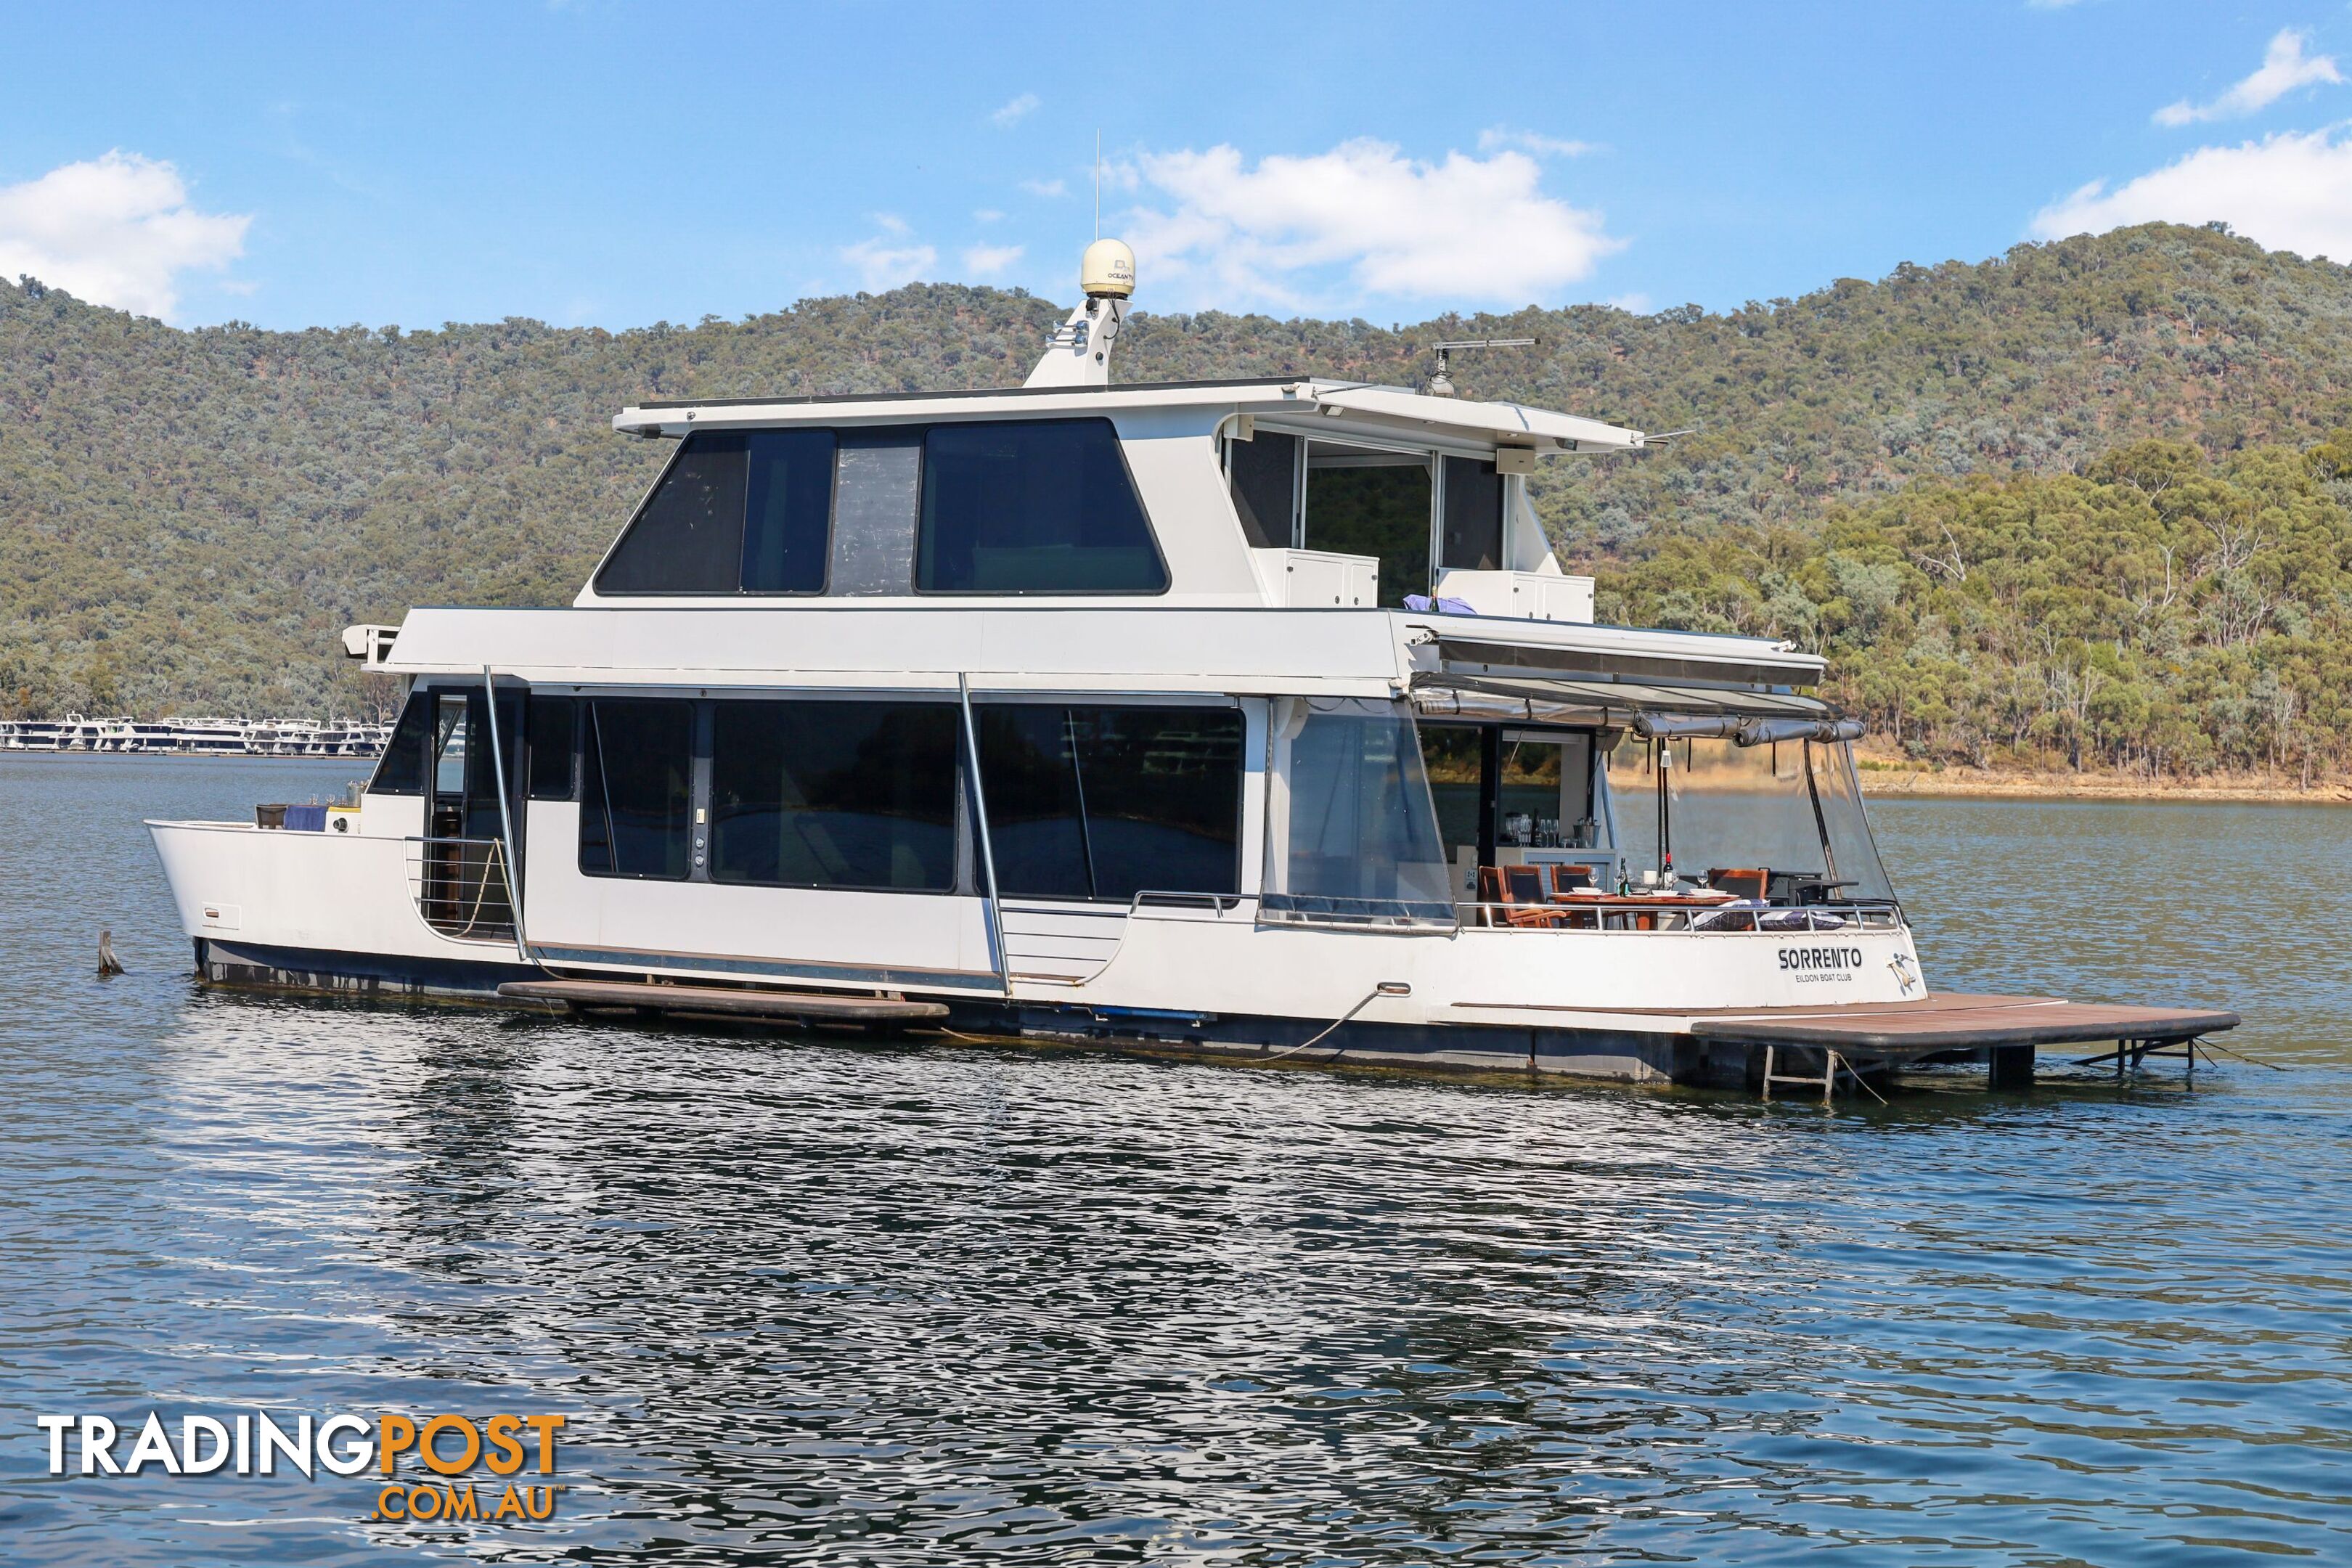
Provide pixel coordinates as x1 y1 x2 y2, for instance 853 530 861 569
1259 983 1405 1063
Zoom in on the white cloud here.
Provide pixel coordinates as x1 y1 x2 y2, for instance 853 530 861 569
2156 28 2340 126
841 234 937 291
1119 138 1623 310
991 92 1040 128
973 208 1005 224
871 212 912 236
1477 126 1597 158
1605 292 1652 314
2031 126 2352 258
961 242 1025 277
0 150 248 320
1020 177 1068 198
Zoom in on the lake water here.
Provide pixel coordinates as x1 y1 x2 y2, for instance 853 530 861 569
1 755 2346 1565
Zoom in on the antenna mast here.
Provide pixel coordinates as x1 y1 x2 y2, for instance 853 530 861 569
1427 336 1538 398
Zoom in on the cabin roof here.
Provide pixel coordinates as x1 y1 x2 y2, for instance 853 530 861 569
375 603 1816 701
613 376 1647 455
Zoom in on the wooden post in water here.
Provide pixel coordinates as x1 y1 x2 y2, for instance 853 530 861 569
1988 1045 2033 1090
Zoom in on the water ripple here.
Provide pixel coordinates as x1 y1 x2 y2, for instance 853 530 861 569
1 760 2347 1564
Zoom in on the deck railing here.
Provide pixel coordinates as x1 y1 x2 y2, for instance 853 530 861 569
1458 898 1904 934
404 837 517 943
1256 893 1461 932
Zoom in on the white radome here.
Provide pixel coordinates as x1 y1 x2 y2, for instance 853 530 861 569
1081 238 1135 300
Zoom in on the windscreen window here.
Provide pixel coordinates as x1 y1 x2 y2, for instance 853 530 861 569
595 429 835 595
709 700 959 891
918 420 1167 593
578 699 695 878
978 704 1242 900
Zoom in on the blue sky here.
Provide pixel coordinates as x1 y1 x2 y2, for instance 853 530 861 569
4 1 2351 330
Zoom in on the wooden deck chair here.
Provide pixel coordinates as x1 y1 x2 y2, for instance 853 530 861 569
1499 865 1564 928
1707 867 1770 901
1548 862 1598 928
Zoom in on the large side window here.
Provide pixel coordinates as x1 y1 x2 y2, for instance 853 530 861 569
979 704 1242 901
918 420 1167 593
595 430 835 595
578 700 695 878
709 700 959 891
368 690 433 795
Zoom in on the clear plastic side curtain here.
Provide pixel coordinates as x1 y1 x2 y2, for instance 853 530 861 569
1266 698 1454 916
1808 740 1897 901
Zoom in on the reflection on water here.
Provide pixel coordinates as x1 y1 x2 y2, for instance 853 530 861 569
1 759 2348 1564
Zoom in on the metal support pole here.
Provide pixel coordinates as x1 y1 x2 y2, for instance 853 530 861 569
481 666 530 966
958 674 1013 998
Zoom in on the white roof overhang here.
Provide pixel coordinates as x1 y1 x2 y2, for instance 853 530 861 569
611 377 1646 456
1308 385 1645 453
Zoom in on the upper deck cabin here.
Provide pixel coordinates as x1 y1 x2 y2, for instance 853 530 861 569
591 373 1641 621
359 244 1827 793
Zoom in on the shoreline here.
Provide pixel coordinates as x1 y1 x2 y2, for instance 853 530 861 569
1857 765 2352 805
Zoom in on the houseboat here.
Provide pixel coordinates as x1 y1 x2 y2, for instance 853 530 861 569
146 243 2235 1092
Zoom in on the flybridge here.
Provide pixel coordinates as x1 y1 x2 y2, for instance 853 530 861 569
594 291 1646 616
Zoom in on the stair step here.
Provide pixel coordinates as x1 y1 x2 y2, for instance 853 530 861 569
499 979 949 1022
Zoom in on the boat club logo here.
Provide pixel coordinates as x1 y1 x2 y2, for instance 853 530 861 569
37 1410 568 1524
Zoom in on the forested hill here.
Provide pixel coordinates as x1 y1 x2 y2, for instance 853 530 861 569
6 221 2352 777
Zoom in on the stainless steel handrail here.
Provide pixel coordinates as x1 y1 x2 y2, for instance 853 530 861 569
1458 897 1903 932
403 836 518 942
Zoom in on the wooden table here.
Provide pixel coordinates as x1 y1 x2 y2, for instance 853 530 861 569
1547 890 1739 931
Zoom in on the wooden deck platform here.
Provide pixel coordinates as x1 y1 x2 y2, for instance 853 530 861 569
497 979 949 1024
1683 990 2239 1057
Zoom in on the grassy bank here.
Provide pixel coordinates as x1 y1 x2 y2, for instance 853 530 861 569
1855 754 2352 804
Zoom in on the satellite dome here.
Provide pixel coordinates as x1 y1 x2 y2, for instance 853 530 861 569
1081 238 1136 301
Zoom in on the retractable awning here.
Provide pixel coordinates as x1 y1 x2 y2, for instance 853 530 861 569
1410 671 1859 741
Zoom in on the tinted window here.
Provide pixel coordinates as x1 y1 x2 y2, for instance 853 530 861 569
1440 456 1502 571
709 701 958 891
527 696 576 801
741 429 836 592
578 700 695 878
918 420 1167 593
979 705 1242 901
597 433 748 593
977 707 1092 898
369 691 433 795
595 430 835 595
1228 430 1297 549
